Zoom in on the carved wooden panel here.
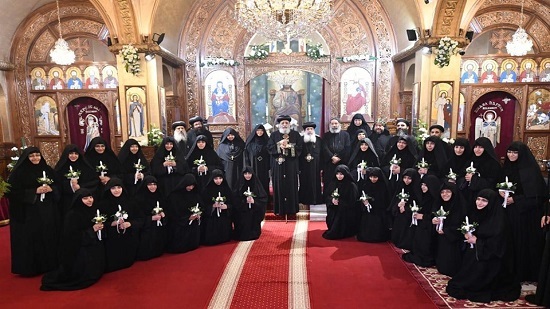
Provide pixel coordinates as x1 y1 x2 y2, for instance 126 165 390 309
37 140 60 167
526 135 548 171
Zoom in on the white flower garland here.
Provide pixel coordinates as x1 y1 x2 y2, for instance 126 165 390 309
245 45 269 60
120 44 141 75
336 54 377 63
434 37 459 68
200 57 239 67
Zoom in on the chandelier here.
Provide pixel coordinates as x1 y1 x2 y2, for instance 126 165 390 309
505 0 533 56
49 0 75 65
267 70 303 87
234 0 332 42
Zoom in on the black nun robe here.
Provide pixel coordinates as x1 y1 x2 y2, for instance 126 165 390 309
201 169 234 246
118 139 150 196
322 165 359 240
150 136 190 197
41 189 105 290
244 124 271 200
446 189 521 303
186 135 223 191
7 147 60 276
233 166 268 241
54 144 99 214
216 128 245 191
389 168 422 251
165 174 203 253
99 178 144 272
135 175 167 260
356 167 390 242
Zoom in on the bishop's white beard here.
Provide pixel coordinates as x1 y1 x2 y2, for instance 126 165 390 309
174 130 187 143
303 133 316 143
329 125 341 134
279 127 291 134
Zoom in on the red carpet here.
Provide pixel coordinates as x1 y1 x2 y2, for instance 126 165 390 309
230 221 296 308
307 221 437 308
0 225 238 309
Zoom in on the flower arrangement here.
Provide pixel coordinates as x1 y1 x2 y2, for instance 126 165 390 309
37 171 54 202
96 160 108 177
306 43 326 60
7 141 28 172
113 205 129 234
92 209 107 240
152 201 164 226
133 159 145 184
442 137 455 144
446 168 457 181
147 124 164 148
65 165 81 179
388 154 402 180
165 152 175 174
416 157 430 169
359 190 374 212
189 203 202 225
120 44 141 75
433 206 449 232
458 216 478 248
200 57 239 67
410 200 422 226
357 160 367 170
496 176 516 208
414 119 430 146
245 44 269 60
331 188 340 201
336 54 377 63
193 155 206 176
243 186 256 208
465 162 477 175
212 192 226 217
396 188 410 203
434 37 459 68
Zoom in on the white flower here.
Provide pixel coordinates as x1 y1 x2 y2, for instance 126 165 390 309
11 156 19 161
11 147 18 152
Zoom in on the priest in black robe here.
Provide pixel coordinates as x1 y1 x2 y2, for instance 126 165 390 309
7 147 60 276
41 189 105 290
244 124 271 199
446 189 521 303
267 115 303 216
186 116 214 153
217 127 245 191
369 118 391 159
322 118 351 187
172 120 188 157
299 122 323 206
233 166 268 241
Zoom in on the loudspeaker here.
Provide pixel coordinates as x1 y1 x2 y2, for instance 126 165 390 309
406 29 417 41
107 37 112 46
466 31 474 42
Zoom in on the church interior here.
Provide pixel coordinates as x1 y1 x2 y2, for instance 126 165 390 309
0 0 549 307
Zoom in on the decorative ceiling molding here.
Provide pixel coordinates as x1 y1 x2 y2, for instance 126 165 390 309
432 0 467 37
0 60 15 71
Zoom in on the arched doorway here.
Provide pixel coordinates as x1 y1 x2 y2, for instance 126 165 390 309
469 91 518 158
66 97 111 151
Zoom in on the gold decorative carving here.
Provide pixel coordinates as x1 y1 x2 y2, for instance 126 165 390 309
471 86 523 104
480 0 550 24
30 31 56 62
206 8 239 59
432 0 465 37
528 19 550 52
476 11 523 30
329 3 370 56
526 136 548 170
114 0 138 43
38 141 60 167
489 29 513 53
11 2 101 141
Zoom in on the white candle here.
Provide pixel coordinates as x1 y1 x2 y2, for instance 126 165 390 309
439 206 444 213
248 186 250 192
100 160 104 166
449 168 453 174
218 192 221 198
470 162 474 169
70 166 73 172
200 155 203 161
96 209 100 217
157 201 160 208
401 188 405 195
118 205 122 212
137 159 141 165
169 151 173 157
465 216 470 226
505 176 509 183
43 171 46 179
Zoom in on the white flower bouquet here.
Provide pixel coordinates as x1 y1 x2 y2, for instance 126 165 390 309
120 44 141 75
459 216 478 248
37 171 54 202
433 206 449 232
496 176 516 208
92 209 107 240
434 37 459 68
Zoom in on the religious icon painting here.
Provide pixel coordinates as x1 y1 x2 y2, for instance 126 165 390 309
340 67 373 123
431 81 453 138
267 70 306 128
526 88 550 130
102 65 119 89
460 60 479 84
480 59 499 83
65 67 84 90
48 67 65 90
125 86 147 140
30 67 47 90
34 96 59 136
458 92 466 132
204 70 236 124
84 66 101 89
540 59 550 82
500 59 518 83
519 59 537 83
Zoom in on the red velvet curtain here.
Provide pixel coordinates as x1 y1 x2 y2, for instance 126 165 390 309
66 97 111 151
